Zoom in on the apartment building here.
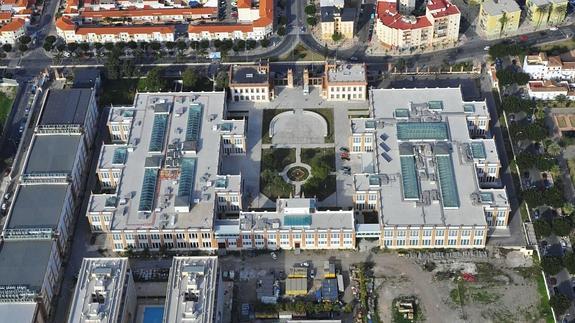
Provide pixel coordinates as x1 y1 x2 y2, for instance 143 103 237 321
526 0 568 27
188 0 273 41
87 92 246 252
229 62 272 102
353 87 510 249
67 258 137 323
56 17 175 43
527 80 575 100
374 0 460 51
523 51 575 81
320 6 356 40
477 0 521 39
0 18 25 44
164 256 223 323
322 61 367 101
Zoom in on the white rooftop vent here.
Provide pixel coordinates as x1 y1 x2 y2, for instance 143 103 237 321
246 73 253 78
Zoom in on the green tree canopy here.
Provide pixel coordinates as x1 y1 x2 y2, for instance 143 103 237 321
304 4 316 15
182 67 199 91
563 252 575 274
552 216 573 236
533 219 552 238
550 294 571 315
139 67 167 92
541 256 563 275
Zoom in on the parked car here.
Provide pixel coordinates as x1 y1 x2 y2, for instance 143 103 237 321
270 252 278 260
339 147 349 152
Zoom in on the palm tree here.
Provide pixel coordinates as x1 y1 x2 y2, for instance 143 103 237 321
534 5 547 30
551 4 567 24
498 12 509 37
546 142 561 156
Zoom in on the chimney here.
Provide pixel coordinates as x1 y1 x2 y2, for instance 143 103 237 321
287 68 294 88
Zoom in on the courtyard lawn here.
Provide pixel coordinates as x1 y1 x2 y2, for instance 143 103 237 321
300 148 336 201
306 108 334 143
0 88 16 131
100 78 139 106
260 148 296 200
261 109 287 144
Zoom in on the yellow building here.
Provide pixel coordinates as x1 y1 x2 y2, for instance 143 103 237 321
477 0 521 39
526 0 568 28
320 7 355 40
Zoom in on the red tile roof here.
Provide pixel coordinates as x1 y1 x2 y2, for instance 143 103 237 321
0 11 13 20
75 24 175 35
81 7 217 19
0 18 25 32
56 17 76 30
376 1 432 30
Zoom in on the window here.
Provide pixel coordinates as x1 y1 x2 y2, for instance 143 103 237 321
397 230 406 237
242 234 250 240
397 239 406 246
461 230 470 237
448 230 458 237
268 234 276 240
202 241 211 248
114 243 123 250
410 238 419 246
331 233 339 240
448 239 457 246
138 234 147 240
436 230 444 237
422 239 431 246
293 233 301 240
113 234 121 241
461 239 469 245
423 230 432 236
474 238 483 245
384 230 393 237
435 239 444 246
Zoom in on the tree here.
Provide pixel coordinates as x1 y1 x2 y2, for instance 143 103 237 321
563 203 575 216
552 216 572 236
18 35 31 45
150 42 161 51
182 67 199 90
176 40 187 52
533 219 552 238
56 44 65 52
563 252 575 274
546 142 561 156
278 16 288 25
307 16 317 26
67 42 78 52
18 44 28 52
214 70 228 91
2 44 11 52
104 42 115 51
304 4 316 15
550 294 571 315
200 39 210 49
332 32 343 42
541 256 563 275
79 43 90 52
165 41 175 50
555 94 568 106
105 48 122 80
139 67 167 92
43 42 53 51
44 35 56 44
277 26 286 36
260 38 270 48
246 39 257 50
190 41 200 50
535 5 549 30
94 42 103 50
128 41 138 50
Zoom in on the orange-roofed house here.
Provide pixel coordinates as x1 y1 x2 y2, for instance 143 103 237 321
56 17 175 43
0 18 26 44
0 11 12 24
1 0 30 14
374 0 460 51
79 7 217 25
188 0 272 41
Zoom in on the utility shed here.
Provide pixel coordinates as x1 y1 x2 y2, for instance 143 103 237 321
285 277 307 296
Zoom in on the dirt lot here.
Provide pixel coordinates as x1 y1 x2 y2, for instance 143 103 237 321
219 248 546 322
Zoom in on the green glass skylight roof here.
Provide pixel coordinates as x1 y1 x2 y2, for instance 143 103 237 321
138 168 158 212
215 176 228 189
365 120 376 129
395 109 410 118
436 155 460 208
471 142 486 159
369 175 380 187
480 192 493 203
284 214 312 227
220 123 233 132
121 110 134 117
428 100 444 110
463 104 475 113
149 114 168 152
400 156 420 199
112 147 127 164
186 104 203 142
396 122 449 141
178 158 196 198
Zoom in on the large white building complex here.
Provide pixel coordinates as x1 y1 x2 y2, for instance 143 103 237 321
83 86 511 254
523 51 575 81
67 258 137 323
0 88 98 322
164 256 222 323
352 87 509 249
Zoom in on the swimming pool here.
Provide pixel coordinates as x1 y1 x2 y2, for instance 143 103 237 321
143 306 164 323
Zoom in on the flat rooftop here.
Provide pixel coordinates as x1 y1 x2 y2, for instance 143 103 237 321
326 63 366 83
24 134 82 175
0 240 55 295
360 87 506 227
38 88 92 126
164 256 218 323
4 184 69 234
481 0 520 16
67 258 129 323
239 198 355 230
90 92 243 231
230 65 269 85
